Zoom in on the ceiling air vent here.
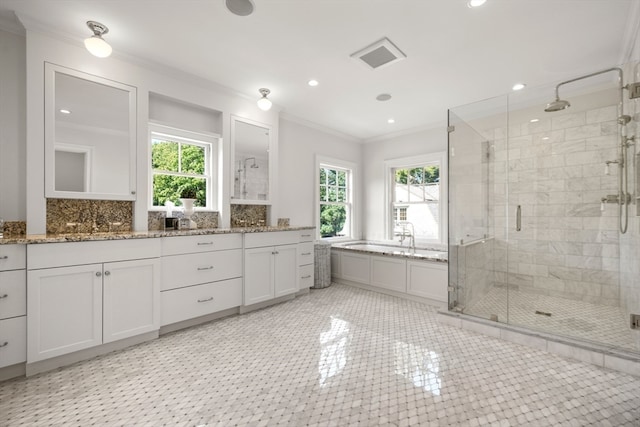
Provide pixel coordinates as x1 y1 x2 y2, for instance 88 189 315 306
351 37 406 70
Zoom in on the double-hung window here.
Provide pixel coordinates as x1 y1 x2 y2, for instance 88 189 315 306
317 157 356 240
386 153 446 245
149 123 217 210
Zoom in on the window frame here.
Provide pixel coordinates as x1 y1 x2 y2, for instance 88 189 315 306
148 122 219 211
315 155 358 242
384 152 447 246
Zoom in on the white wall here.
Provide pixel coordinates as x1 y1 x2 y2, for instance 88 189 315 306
0 28 26 221
22 26 279 233
362 127 447 241
278 118 362 233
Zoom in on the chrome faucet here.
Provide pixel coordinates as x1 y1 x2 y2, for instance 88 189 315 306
396 221 415 252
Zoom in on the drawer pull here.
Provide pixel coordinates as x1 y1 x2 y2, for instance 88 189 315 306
0 341 7 348
197 297 214 303
197 266 214 271
301 234 311 238
0 256 8 260
301 252 311 256
104 271 111 276
0 294 8 299
96 272 102 277
197 242 214 246
301 275 312 279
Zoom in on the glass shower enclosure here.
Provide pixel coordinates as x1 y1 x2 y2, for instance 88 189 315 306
448 64 640 354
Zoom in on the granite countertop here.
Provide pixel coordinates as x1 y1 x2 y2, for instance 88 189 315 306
332 241 448 263
0 226 315 245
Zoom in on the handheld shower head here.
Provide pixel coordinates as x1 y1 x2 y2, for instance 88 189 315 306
544 98 570 112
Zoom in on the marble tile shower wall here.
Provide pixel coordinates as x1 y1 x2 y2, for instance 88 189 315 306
489 104 622 306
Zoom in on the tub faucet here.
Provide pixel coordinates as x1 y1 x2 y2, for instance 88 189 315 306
396 221 415 252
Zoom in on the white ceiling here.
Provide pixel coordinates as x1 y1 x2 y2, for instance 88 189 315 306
0 0 638 142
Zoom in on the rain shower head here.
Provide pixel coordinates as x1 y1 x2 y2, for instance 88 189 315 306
544 97 571 112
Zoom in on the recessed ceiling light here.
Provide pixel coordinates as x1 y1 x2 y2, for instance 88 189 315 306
468 0 487 7
542 136 550 140
388 118 395 124
308 80 319 87
530 118 539 123
512 83 526 91
59 109 71 114
376 93 392 101
225 0 255 16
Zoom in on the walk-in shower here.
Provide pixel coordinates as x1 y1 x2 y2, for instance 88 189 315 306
448 63 640 354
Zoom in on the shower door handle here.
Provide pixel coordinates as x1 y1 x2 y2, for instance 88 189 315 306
516 205 522 231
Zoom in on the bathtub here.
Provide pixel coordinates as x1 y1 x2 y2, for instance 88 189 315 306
331 241 448 306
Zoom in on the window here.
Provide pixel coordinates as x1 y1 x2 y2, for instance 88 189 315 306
317 157 356 240
386 153 446 245
149 123 217 209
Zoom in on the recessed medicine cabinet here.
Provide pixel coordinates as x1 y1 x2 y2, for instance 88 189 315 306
44 63 137 200
230 116 272 204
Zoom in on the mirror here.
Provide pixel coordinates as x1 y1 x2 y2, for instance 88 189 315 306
45 63 136 200
231 116 271 203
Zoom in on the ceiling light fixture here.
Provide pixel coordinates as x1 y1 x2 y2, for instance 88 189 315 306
226 0 255 16
257 88 272 111
530 118 539 123
388 118 395 124
468 0 487 7
512 83 526 91
59 109 71 114
308 80 319 87
84 21 112 58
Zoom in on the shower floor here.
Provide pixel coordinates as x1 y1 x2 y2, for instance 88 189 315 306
464 286 637 352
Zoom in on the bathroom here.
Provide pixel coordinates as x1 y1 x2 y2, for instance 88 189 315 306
0 1 639 425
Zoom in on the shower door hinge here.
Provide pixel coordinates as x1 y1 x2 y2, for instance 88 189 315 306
627 82 640 99
447 125 455 133
631 314 640 329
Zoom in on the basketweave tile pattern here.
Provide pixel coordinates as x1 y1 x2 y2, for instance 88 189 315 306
465 286 637 352
1 284 638 426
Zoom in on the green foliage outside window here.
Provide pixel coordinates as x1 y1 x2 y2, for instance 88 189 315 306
320 205 346 237
395 165 439 184
152 140 207 207
319 167 348 237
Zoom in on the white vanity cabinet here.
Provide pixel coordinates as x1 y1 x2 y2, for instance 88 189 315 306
244 231 299 305
160 234 243 327
297 231 314 290
0 245 27 369
27 239 160 363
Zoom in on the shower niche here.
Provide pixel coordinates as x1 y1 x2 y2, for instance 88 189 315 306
230 116 272 203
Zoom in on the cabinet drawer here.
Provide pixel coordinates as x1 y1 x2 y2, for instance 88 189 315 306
0 245 26 271
161 234 242 256
245 231 299 248
0 270 26 320
161 249 242 291
298 242 314 266
161 278 242 326
299 264 314 290
299 230 314 242
0 316 27 368
28 239 160 270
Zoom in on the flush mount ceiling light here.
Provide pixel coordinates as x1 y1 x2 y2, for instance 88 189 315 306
308 79 319 87
376 93 392 101
226 0 255 16
84 20 112 58
257 88 272 111
512 83 526 91
388 118 395 124
468 0 487 7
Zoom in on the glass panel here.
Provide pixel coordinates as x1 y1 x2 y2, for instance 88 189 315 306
181 144 205 174
320 204 347 238
327 169 336 185
152 140 179 172
152 174 206 207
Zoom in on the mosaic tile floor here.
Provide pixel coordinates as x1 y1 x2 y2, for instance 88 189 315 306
464 286 637 352
1 284 638 426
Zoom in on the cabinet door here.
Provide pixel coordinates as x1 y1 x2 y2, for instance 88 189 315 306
244 247 274 305
27 264 102 363
274 244 298 297
103 258 160 344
